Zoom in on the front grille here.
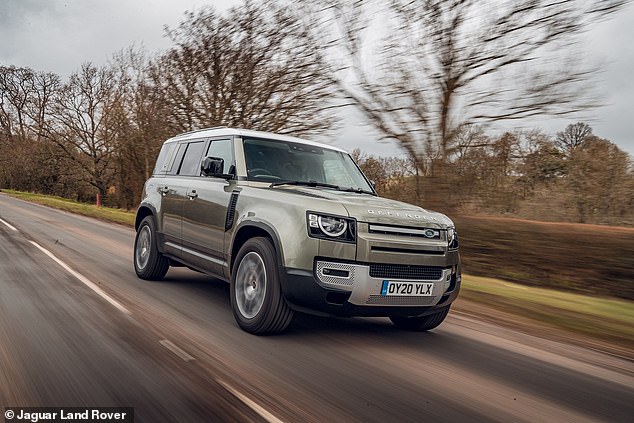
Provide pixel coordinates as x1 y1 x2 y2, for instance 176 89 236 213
366 295 437 306
369 264 443 280
371 246 444 255
368 224 442 240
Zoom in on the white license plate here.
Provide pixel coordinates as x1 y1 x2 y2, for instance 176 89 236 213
380 280 434 297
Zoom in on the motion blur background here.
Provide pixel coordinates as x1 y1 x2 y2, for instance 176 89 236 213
1 4 633 421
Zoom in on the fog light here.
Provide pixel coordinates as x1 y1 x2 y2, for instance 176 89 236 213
322 268 350 278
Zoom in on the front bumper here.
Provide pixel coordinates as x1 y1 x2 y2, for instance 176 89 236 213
280 259 461 317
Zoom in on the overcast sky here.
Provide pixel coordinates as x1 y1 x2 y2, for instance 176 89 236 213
1 0 632 157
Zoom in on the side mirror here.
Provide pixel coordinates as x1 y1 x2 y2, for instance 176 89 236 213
201 157 232 179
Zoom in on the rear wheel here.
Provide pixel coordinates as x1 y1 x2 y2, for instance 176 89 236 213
134 216 169 280
230 237 293 335
389 307 450 331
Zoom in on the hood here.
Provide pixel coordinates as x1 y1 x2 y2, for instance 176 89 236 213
277 186 454 228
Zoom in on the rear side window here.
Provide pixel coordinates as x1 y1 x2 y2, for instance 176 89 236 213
169 144 187 174
152 142 178 175
177 141 206 176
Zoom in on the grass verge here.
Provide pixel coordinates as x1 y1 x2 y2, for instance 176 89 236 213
460 275 634 352
1 189 135 227
2 189 632 353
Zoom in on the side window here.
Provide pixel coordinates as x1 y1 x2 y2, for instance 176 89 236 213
177 141 206 176
205 139 233 174
169 143 187 175
152 142 178 175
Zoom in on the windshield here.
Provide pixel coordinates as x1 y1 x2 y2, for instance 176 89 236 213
242 137 374 193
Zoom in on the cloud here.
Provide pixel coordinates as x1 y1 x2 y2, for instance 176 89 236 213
0 0 631 156
584 5 634 156
0 0 61 67
0 0 233 75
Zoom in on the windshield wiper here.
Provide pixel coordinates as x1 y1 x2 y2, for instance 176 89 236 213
338 186 376 195
270 180 341 189
270 180 375 195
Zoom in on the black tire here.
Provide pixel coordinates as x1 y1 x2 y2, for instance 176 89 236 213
134 216 169 280
230 237 294 335
389 307 450 331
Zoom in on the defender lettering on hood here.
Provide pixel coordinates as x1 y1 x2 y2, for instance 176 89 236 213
368 209 428 219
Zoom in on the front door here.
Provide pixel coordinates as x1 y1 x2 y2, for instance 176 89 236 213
181 138 235 277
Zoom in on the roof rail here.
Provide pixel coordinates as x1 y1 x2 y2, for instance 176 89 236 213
173 126 228 138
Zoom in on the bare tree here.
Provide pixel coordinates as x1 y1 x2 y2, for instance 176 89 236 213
45 63 122 200
0 66 61 141
0 66 37 190
0 66 65 192
516 132 565 191
566 136 632 223
153 0 336 136
450 124 490 170
0 66 36 140
556 122 593 155
109 47 173 208
26 71 62 142
310 0 629 169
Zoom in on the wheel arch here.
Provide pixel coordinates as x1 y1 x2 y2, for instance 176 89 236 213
135 204 157 231
230 221 284 273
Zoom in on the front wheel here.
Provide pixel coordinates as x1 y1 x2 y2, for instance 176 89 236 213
134 216 169 280
230 237 293 335
389 307 450 331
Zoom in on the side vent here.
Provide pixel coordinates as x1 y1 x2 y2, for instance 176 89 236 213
225 191 240 231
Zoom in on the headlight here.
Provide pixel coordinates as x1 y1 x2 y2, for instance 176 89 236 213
447 226 459 249
318 216 347 237
307 212 356 242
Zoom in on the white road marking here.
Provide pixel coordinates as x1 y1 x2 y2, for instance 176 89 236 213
159 339 195 362
29 240 131 315
0 217 18 231
218 379 285 423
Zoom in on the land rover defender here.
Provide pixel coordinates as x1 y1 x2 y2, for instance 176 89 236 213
134 127 460 334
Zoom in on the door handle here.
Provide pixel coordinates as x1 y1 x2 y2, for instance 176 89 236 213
187 190 198 200
158 186 169 195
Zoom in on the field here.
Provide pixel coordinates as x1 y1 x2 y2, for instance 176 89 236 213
454 215 634 300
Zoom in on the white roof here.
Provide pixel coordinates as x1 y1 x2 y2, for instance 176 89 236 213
165 127 347 153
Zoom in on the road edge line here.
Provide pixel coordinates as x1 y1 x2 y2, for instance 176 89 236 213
0 217 18 231
217 379 285 423
159 339 195 362
29 240 131 315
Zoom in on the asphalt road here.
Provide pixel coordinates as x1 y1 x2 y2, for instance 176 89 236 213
0 193 632 423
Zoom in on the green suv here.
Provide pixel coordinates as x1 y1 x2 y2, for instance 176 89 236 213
134 127 460 334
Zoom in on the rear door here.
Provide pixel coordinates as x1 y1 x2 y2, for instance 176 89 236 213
159 140 206 258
